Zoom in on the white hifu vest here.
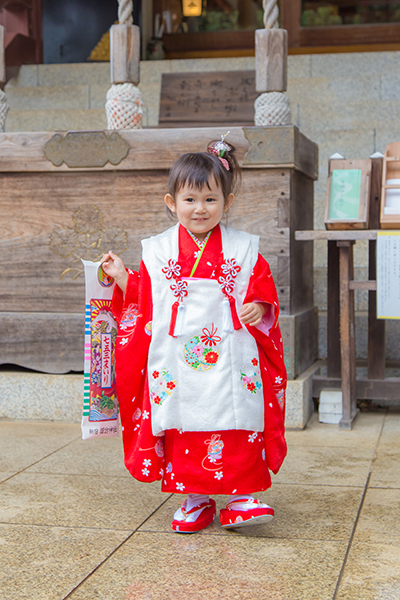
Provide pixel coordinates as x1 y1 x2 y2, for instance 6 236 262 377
142 223 264 436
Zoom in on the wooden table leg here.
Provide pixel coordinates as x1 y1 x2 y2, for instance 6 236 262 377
327 240 341 378
368 239 385 379
338 241 359 429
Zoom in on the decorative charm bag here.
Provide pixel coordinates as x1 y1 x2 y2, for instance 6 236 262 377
81 259 119 439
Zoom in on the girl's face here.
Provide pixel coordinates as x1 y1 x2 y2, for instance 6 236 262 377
164 177 234 241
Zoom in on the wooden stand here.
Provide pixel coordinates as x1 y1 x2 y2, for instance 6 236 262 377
295 157 399 428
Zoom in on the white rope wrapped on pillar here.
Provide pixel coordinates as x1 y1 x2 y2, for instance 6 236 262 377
118 0 134 25
106 82 143 130
106 0 143 130
254 92 291 127
263 0 279 29
0 89 9 132
254 0 292 126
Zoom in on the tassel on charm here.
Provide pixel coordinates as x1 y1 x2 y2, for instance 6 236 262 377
229 295 242 330
222 297 234 332
174 302 186 337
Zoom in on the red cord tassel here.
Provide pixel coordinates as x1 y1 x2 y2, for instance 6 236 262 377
169 301 179 337
229 295 242 330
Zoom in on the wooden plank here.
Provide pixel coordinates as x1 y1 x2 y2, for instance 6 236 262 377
255 28 287 93
338 241 358 429
327 240 341 378
159 71 258 126
300 22 400 47
290 169 314 313
0 127 318 177
296 230 378 241
0 128 250 172
313 376 400 403
368 158 386 379
110 24 140 85
0 312 84 373
349 281 376 291
0 25 5 85
0 168 289 314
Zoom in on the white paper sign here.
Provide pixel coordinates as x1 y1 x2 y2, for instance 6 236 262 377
377 232 400 319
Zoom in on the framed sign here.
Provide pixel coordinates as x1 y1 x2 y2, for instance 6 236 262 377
376 231 400 319
324 159 371 230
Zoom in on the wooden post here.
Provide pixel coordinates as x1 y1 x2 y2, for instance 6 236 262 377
327 240 341 378
0 25 5 86
110 24 140 85
338 240 359 429
368 157 385 379
255 28 287 92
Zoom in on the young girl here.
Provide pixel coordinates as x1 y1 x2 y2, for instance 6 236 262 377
101 136 287 533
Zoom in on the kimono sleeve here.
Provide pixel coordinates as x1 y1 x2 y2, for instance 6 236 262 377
245 254 287 474
111 270 139 324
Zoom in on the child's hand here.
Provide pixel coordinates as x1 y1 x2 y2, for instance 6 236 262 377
101 250 128 293
240 302 266 327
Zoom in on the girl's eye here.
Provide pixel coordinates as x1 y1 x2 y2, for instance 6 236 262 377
206 197 215 202
185 197 195 202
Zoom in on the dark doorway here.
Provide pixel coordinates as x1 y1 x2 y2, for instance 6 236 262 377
42 0 122 64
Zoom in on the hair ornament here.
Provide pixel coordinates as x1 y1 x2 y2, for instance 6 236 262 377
208 131 231 171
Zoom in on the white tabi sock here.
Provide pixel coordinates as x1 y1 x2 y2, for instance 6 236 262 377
228 494 255 510
173 494 210 522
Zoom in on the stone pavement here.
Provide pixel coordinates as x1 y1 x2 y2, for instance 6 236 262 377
1 409 399 600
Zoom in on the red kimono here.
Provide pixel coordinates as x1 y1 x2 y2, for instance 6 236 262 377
112 224 287 495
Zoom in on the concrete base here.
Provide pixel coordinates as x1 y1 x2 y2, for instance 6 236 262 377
285 362 321 430
0 371 83 422
280 307 318 380
1 365 318 431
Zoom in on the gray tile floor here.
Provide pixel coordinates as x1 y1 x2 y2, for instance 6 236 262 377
1 409 399 600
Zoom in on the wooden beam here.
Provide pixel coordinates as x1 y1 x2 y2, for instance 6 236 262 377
110 24 140 85
296 230 378 241
255 28 287 92
349 280 376 291
327 240 341 378
368 157 385 380
338 241 359 429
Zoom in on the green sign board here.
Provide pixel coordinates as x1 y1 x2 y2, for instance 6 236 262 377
328 169 362 220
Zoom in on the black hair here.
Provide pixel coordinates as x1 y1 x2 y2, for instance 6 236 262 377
167 141 240 217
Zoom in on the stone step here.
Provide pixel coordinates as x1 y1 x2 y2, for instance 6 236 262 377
5 108 107 133
5 83 110 111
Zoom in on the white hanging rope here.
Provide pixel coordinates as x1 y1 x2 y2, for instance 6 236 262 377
254 92 291 127
106 83 143 130
118 0 133 25
0 89 9 132
263 0 279 29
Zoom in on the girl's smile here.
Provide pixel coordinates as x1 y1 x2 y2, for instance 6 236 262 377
165 177 234 241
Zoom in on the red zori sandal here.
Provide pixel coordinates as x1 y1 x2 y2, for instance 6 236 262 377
219 497 274 529
172 499 217 533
